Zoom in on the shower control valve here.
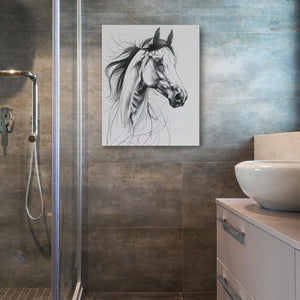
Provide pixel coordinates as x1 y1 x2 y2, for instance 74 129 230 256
0 107 14 133
28 134 36 143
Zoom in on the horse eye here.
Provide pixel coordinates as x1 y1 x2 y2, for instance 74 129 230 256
157 64 165 73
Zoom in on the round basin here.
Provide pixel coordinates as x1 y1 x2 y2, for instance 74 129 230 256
235 160 300 211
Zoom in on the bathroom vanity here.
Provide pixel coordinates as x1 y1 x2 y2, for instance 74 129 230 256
216 198 300 300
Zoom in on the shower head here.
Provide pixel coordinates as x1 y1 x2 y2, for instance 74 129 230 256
0 70 36 81
0 69 38 142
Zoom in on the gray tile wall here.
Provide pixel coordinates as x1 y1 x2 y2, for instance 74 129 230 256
0 0 78 294
3 0 299 295
0 0 52 288
82 0 300 295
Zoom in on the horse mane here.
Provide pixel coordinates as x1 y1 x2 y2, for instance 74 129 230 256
105 44 142 101
105 35 174 101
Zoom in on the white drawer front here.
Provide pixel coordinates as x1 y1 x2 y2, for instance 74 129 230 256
217 205 255 292
252 226 295 300
296 250 300 300
217 258 255 300
217 204 295 300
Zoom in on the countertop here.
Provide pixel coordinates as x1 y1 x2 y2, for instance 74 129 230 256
216 198 300 250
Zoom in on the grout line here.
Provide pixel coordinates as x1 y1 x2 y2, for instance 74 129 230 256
82 28 300 34
16 288 21 300
182 161 240 164
86 227 184 229
90 292 182 295
181 291 217 293
83 161 243 165
3 288 9 297
25 288 31 299
85 224 217 230
87 291 217 295
0 288 52 300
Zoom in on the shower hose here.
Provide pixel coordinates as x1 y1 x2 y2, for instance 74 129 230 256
25 141 44 221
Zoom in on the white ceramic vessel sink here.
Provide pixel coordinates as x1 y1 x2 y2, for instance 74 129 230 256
235 160 300 211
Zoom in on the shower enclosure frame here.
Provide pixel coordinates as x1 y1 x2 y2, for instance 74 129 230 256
52 0 83 299
52 0 60 298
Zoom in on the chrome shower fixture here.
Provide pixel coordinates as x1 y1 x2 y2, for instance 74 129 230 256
0 70 44 221
0 107 14 133
0 70 38 142
0 70 36 80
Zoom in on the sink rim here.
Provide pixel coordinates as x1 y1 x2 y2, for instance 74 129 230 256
238 160 300 164
236 160 300 169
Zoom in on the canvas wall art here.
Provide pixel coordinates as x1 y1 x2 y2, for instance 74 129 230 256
102 25 200 146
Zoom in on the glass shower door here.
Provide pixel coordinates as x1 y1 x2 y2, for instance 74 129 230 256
0 0 52 297
55 0 83 298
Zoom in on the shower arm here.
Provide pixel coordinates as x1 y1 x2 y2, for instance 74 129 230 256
0 70 38 142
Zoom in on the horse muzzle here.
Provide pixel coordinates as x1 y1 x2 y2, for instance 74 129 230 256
169 90 188 108
155 81 188 108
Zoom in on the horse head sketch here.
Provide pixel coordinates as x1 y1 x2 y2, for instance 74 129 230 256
105 27 188 145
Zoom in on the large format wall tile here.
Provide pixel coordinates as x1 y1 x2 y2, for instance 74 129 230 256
86 146 183 164
82 0 300 295
201 33 300 99
183 226 216 292
0 264 51 288
181 293 216 300
182 97 300 162
202 97 300 145
0 0 52 288
87 163 183 227
255 131 300 160
90 293 182 300
84 12 183 32
183 163 244 227
85 0 183 14
182 143 253 163
85 228 182 292
0 24 51 99
182 14 299 34
183 0 297 11
182 0 298 33
0 0 51 34
0 190 25 228
0 226 51 288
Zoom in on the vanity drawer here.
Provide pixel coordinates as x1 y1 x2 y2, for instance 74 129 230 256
217 205 254 291
217 257 255 300
217 203 295 300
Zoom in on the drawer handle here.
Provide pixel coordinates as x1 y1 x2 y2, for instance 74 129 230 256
217 274 243 300
217 217 245 244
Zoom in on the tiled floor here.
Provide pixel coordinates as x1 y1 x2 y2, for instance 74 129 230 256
82 292 216 300
0 288 52 300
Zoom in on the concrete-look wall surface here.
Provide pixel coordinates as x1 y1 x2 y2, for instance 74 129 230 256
0 0 79 295
0 0 52 287
82 0 300 296
255 131 300 160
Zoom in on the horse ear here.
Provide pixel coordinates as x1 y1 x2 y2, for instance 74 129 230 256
167 30 173 45
153 27 160 43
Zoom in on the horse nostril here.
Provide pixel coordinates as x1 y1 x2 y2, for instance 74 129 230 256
175 92 184 102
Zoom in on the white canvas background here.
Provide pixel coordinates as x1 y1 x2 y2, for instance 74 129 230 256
102 25 200 146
